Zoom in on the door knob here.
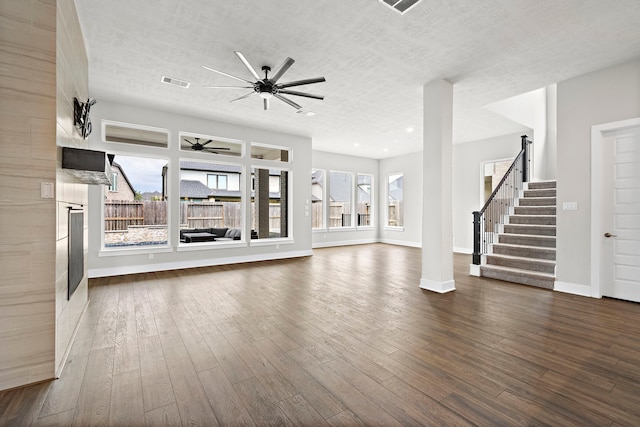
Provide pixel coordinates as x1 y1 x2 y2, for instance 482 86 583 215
604 232 617 238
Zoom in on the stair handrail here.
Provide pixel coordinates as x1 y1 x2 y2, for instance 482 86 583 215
472 135 531 265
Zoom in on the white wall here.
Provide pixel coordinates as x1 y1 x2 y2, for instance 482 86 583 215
312 151 379 247
379 152 423 248
485 88 548 180
452 132 529 253
556 58 640 292
87 101 312 277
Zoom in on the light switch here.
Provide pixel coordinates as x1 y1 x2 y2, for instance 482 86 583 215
563 202 578 211
41 182 54 199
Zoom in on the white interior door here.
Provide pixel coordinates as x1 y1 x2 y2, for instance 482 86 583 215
601 126 640 302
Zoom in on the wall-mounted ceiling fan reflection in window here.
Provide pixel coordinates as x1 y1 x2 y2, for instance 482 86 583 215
202 51 325 111
183 137 231 154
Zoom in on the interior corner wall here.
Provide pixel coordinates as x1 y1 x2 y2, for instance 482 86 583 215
556 58 640 290
379 151 423 248
452 132 528 253
0 1 57 391
55 0 90 375
87 101 312 277
311 151 379 247
545 84 558 180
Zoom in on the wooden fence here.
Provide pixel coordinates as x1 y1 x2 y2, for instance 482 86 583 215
105 201 167 231
105 201 282 232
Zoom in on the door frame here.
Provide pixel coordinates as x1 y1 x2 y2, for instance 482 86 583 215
590 117 640 298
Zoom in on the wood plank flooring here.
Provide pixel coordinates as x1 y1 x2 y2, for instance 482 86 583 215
2 244 640 426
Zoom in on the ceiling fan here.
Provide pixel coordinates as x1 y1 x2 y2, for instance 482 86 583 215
202 51 325 111
184 137 231 154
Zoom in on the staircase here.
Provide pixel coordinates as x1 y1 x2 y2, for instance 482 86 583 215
480 181 556 289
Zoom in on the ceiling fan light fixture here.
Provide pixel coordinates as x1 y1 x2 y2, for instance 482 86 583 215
259 91 273 100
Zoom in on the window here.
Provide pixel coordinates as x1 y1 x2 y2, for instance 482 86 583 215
180 134 242 157
179 161 243 242
311 169 325 229
329 171 353 228
387 173 403 227
207 173 228 190
251 142 290 162
104 122 169 148
251 168 290 239
108 172 118 192
103 155 168 247
357 174 373 227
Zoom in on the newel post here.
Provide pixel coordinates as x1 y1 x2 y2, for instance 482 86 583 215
472 211 481 265
521 135 531 183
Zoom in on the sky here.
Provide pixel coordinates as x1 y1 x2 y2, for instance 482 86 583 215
113 155 167 193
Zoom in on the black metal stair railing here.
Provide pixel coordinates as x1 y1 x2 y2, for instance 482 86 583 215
472 135 532 265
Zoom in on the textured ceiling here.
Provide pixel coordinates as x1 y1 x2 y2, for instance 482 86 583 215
75 0 640 159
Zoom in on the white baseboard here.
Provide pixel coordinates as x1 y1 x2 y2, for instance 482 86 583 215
469 264 480 277
419 278 455 293
88 249 313 278
453 246 472 254
554 280 595 298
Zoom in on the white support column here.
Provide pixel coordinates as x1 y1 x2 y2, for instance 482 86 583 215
420 80 455 293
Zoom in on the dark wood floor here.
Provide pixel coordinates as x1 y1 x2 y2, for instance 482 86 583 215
2 244 640 426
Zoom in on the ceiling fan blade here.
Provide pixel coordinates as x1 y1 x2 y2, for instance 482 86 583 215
229 92 256 103
183 138 195 146
277 77 326 89
201 139 213 147
201 65 254 84
278 89 324 100
234 51 261 81
203 85 254 89
204 147 231 152
269 57 295 83
264 98 269 111
273 93 302 110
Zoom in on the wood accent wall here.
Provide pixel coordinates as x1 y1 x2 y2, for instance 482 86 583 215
0 0 89 391
54 0 90 377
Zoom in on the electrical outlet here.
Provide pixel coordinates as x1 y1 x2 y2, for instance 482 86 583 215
563 202 578 211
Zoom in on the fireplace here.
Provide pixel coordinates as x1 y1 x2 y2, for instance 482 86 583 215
68 209 84 299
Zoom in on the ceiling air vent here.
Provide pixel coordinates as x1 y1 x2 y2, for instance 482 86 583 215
161 75 190 88
379 0 423 14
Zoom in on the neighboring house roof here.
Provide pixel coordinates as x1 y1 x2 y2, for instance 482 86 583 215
311 170 323 184
329 174 351 203
388 175 403 201
141 191 162 200
111 162 136 193
180 180 214 199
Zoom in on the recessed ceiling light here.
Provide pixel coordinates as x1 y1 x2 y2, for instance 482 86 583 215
354 143 360 147
406 127 414 133
161 75 190 88
384 148 389 152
